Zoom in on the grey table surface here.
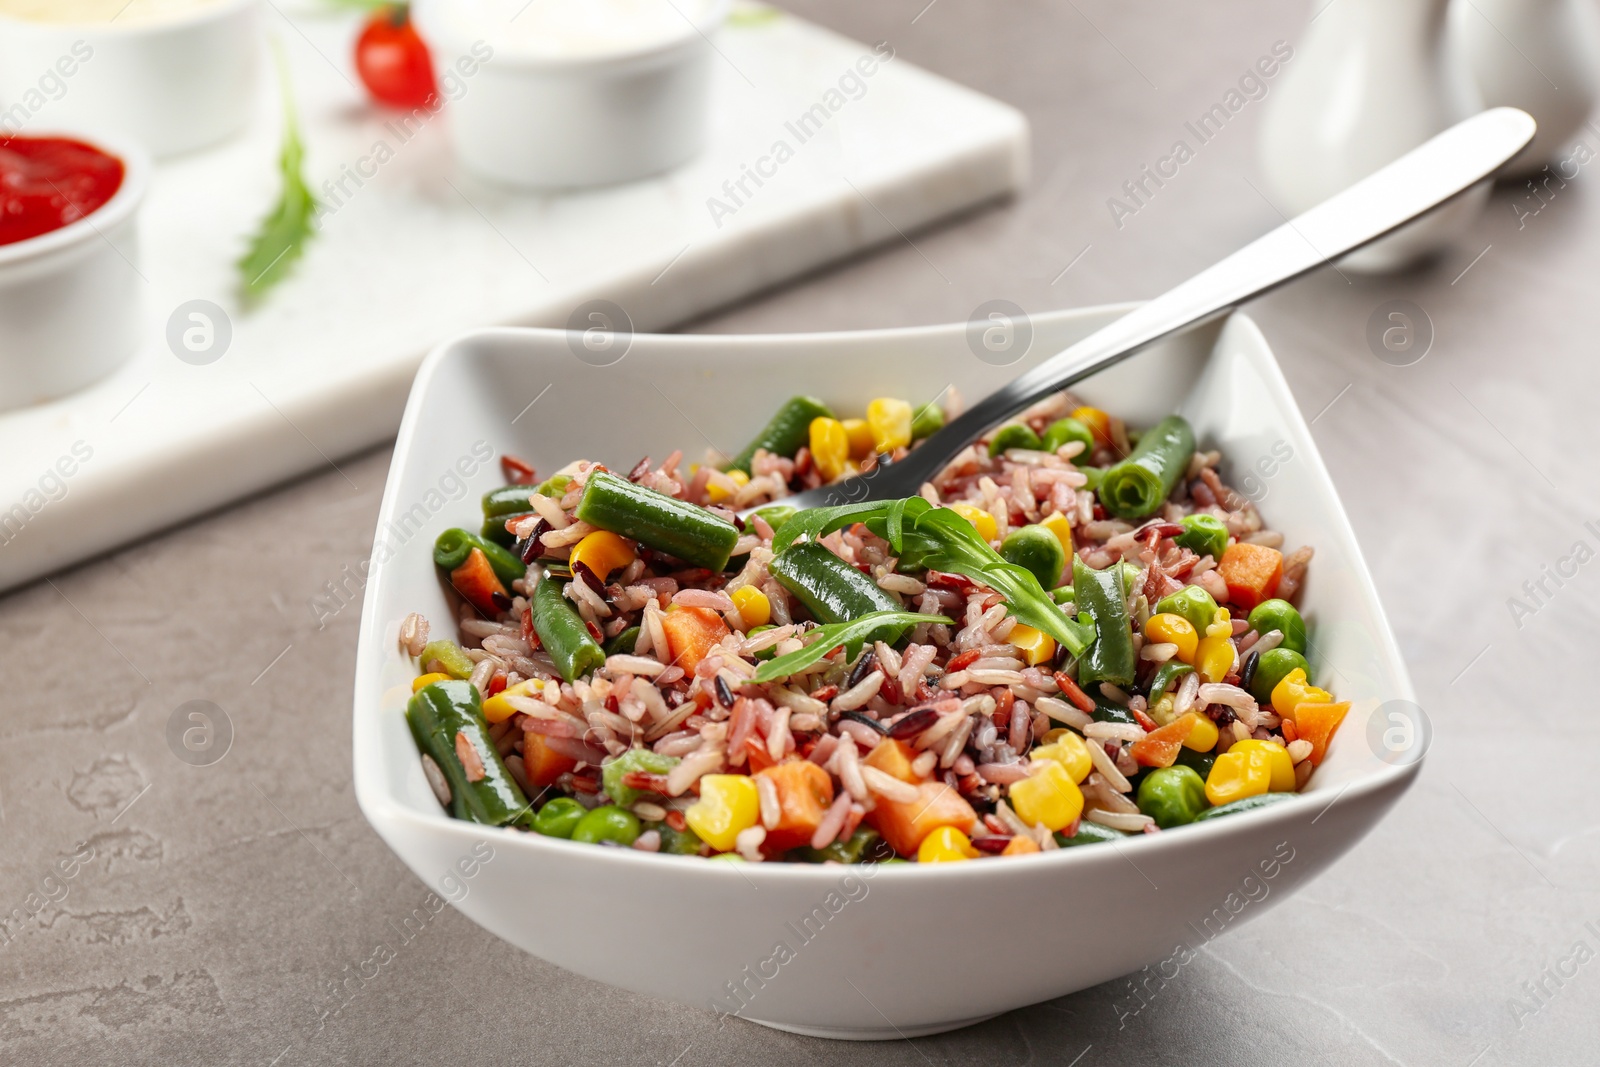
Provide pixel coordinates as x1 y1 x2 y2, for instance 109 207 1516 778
3 1 1596 1064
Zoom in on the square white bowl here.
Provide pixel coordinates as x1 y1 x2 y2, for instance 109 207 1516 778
352 305 1419 1039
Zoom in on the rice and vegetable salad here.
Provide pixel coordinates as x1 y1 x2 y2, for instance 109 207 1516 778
398 390 1348 864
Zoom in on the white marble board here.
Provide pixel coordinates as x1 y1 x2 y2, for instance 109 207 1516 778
0 5 1027 592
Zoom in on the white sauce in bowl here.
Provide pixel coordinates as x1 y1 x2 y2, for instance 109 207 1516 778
0 0 225 24
433 0 718 59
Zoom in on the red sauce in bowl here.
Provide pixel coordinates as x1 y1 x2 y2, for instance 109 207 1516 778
0 136 125 248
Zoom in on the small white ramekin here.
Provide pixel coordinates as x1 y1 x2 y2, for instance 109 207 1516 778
412 0 729 189
0 132 149 413
0 0 261 159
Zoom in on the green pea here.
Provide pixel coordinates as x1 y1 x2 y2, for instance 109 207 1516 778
911 402 945 440
656 823 704 856
988 423 1043 457
1247 598 1307 655
1172 514 1229 561
1137 766 1208 828
569 805 641 846
1174 746 1216 780
1041 416 1095 461
999 525 1068 590
600 749 679 808
1249 648 1311 703
531 797 587 839
1155 585 1219 633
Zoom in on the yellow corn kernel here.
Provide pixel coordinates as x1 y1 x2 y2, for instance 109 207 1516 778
569 530 637 580
685 775 761 852
1031 733 1094 783
1204 607 1233 640
1270 667 1333 719
1009 760 1085 832
1229 739 1296 791
482 679 539 724
1143 612 1199 663
1008 624 1056 666
705 469 749 504
948 502 998 543
1040 511 1074 557
730 585 771 629
1183 713 1219 752
1205 748 1273 806
917 825 980 863
809 417 850 482
1194 634 1235 683
866 397 914 453
412 672 450 693
841 418 874 459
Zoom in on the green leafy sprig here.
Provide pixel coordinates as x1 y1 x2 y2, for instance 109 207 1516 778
754 611 949 684
239 46 318 301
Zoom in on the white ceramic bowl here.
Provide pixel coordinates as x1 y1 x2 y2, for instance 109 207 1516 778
353 306 1421 1039
0 0 261 159
412 0 729 188
0 130 148 412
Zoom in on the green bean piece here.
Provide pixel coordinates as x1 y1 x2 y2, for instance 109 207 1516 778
535 474 572 498
418 639 475 679
1247 599 1307 655
530 570 607 682
575 471 740 571
1172 513 1228 561
1193 792 1295 822
1092 698 1137 726
1147 660 1193 703
1174 747 1216 779
1073 556 1136 689
750 504 798 532
603 626 642 657
1249 648 1311 703
480 513 530 547
1041 416 1095 460
433 528 526 586
570 805 641 846
531 797 587 838
769 541 908 640
799 826 885 864
1079 467 1107 492
1050 585 1075 605
988 423 1043 457
726 396 834 474
483 485 538 519
1097 415 1196 520
406 680 532 827
1155 585 1220 634
656 823 705 855
1137 766 1208 828
744 624 778 660
911 402 945 440
999 525 1068 590
1054 821 1129 847
601 749 680 808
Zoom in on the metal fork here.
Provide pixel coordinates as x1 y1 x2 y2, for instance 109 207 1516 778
757 107 1534 516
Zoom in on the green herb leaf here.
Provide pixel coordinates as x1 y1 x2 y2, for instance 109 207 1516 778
773 496 1097 657
753 611 947 684
239 48 318 301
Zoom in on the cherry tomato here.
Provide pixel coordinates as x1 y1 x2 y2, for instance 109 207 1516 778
354 5 437 110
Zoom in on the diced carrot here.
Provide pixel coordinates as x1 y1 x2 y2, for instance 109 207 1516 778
1217 542 1283 610
660 605 730 672
1293 701 1350 765
755 760 835 851
1000 835 1040 857
1281 720 1298 744
523 732 578 788
450 547 507 614
867 781 977 857
744 735 777 773
1129 713 1198 768
862 738 918 783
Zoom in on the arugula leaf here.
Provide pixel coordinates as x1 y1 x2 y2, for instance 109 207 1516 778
753 611 948 684
239 48 318 301
772 496 1097 658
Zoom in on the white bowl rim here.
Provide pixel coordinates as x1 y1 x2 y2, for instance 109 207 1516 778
0 0 257 34
354 309 1422 886
413 0 732 72
0 128 149 268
